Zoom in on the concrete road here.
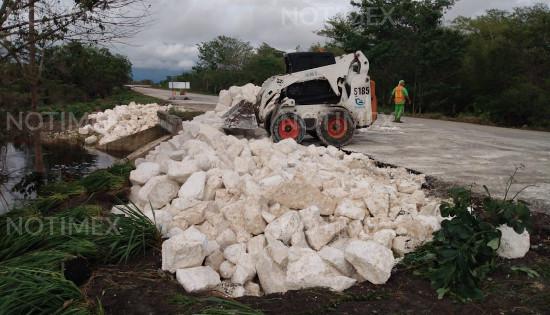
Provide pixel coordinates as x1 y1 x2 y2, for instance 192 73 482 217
131 86 218 112
347 115 550 213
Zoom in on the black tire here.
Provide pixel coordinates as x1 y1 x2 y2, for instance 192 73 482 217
270 112 306 144
316 110 355 147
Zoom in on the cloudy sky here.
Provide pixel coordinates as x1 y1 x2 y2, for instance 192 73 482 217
118 0 543 80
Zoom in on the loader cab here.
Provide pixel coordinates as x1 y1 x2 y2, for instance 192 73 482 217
282 52 340 106
285 52 336 74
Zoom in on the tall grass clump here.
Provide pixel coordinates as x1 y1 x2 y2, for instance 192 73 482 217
0 163 160 315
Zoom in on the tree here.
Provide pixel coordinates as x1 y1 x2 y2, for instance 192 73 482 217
42 42 132 102
455 4 550 127
320 0 465 114
242 43 285 85
195 36 254 71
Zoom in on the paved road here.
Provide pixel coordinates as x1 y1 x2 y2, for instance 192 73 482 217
347 115 550 213
131 86 218 112
132 87 550 213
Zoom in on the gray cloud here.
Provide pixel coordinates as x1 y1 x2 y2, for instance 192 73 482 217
116 0 541 72
446 0 542 20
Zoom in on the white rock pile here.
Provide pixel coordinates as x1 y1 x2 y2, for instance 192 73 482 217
118 106 448 297
112 84 530 298
215 83 262 113
79 102 170 146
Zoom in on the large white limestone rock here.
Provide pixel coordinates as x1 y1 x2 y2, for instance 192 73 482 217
205 249 224 272
335 199 367 220
305 221 347 251
255 251 288 294
247 235 267 258
220 260 236 279
364 195 390 218
222 170 241 194
244 198 267 235
268 179 337 215
299 206 324 230
173 201 215 225
286 247 356 292
497 225 530 259
344 240 395 284
216 228 237 250
232 253 256 285
178 171 207 200
264 211 303 245
138 176 179 209
167 160 199 183
130 162 160 185
319 246 355 277
162 230 207 273
267 238 289 266
371 229 397 249
204 173 224 201
224 243 247 265
176 266 221 293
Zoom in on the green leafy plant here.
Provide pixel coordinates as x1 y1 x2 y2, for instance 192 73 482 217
403 182 533 301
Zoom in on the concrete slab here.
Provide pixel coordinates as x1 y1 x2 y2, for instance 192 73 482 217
346 115 550 213
96 126 168 157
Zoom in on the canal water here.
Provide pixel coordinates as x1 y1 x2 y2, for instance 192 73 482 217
0 134 116 214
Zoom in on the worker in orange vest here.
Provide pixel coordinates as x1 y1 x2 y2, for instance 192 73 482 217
391 80 411 123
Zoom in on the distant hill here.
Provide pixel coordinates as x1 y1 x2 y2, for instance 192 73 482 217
131 68 187 83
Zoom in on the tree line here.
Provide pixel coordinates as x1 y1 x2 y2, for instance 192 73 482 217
0 0 148 111
169 1 549 128
1 42 132 110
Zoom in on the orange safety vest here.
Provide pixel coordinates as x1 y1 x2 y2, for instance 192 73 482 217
394 85 406 104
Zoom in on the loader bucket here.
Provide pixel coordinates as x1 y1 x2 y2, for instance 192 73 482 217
222 100 259 133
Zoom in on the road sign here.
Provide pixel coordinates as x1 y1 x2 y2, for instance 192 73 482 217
169 82 190 89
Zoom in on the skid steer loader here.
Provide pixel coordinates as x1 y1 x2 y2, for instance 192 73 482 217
223 51 377 147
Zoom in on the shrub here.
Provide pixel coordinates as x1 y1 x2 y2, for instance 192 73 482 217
403 185 532 301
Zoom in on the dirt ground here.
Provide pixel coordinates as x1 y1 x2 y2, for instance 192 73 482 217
82 179 550 315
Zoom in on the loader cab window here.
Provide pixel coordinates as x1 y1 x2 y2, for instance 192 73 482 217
285 52 336 74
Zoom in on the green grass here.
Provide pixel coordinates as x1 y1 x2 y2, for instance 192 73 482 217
0 164 161 315
170 294 264 315
79 170 126 193
0 266 90 315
